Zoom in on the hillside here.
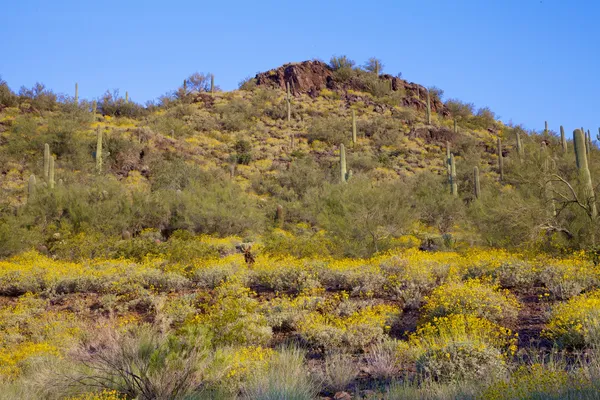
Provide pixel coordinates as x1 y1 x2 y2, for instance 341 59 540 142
2 57 600 399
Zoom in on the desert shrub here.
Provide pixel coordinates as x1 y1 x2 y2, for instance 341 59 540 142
232 138 252 165
538 258 599 300
415 341 507 383
444 98 474 121
18 83 58 112
296 304 397 352
171 180 265 237
216 98 254 132
198 280 272 346
242 346 318 400
238 76 257 91
421 279 520 325
262 227 332 258
409 172 465 235
248 258 321 294
323 352 358 392
98 90 148 118
307 116 350 146
0 77 18 108
261 294 322 332
381 254 452 309
317 177 415 257
315 259 385 296
366 338 404 379
468 184 548 247
330 55 356 82
70 324 211 400
150 114 194 138
544 290 600 348
359 116 404 148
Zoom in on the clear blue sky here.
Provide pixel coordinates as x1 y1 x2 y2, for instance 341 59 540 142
1 0 598 134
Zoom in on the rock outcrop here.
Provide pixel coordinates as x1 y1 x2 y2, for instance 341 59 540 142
254 60 448 116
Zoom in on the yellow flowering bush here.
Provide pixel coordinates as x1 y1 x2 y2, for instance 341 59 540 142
421 279 520 325
410 314 517 355
297 304 398 352
194 279 272 346
481 364 591 400
538 257 599 300
67 390 126 400
544 289 600 348
205 346 273 394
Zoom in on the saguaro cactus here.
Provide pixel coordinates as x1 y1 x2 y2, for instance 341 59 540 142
92 100 97 119
473 166 481 199
211 74 215 95
125 92 129 104
574 129 597 219
426 89 432 125
352 110 357 144
275 204 284 228
49 156 55 189
96 128 103 173
544 121 548 135
450 154 458 196
453 119 458 134
497 137 504 181
75 83 79 105
340 143 347 183
560 125 567 152
43 143 50 181
28 174 36 203
515 129 524 160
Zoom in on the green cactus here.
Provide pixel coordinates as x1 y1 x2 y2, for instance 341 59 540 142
540 143 556 217
211 74 215 95
450 154 458 196
183 79 187 95
544 121 548 135
125 91 129 104
497 137 504 181
28 174 36 203
560 125 567 152
275 204 284 228
352 110 357 144
75 83 78 105
426 89 432 125
453 119 457 134
473 166 481 199
340 143 347 183
574 129 597 219
515 128 524 160
597 127 600 143
49 156 55 189
43 143 50 181
445 141 451 176
96 128 103 173
92 100 97 119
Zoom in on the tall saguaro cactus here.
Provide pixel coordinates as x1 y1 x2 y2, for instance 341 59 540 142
426 90 432 125
211 74 215 95
497 137 504 181
43 143 50 181
352 110 357 144
49 156 55 189
75 83 79 105
275 204 284 228
560 125 567 152
96 128 103 173
125 92 129 104
340 143 347 183
515 129 524 160
28 175 36 203
450 154 458 196
453 119 458 134
473 166 481 199
574 129 597 219
544 121 548 135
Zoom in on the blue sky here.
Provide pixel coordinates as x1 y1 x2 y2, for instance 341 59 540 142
1 0 598 134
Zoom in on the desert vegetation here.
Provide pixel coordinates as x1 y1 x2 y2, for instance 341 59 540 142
2 56 600 399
